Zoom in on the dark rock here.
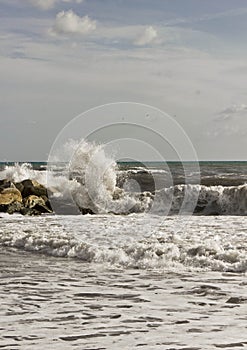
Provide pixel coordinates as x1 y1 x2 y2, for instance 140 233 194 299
0 179 13 191
23 195 52 214
6 201 23 214
14 181 24 193
79 207 95 215
20 207 44 216
41 195 53 211
18 179 48 198
0 178 53 215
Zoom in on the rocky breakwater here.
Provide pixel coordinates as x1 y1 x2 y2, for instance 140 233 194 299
0 179 52 215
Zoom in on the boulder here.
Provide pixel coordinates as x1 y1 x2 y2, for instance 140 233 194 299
0 179 13 191
14 181 24 193
0 179 53 215
0 187 23 213
79 207 94 215
23 195 53 214
6 201 23 215
40 195 53 212
0 187 22 205
17 179 48 198
20 207 44 216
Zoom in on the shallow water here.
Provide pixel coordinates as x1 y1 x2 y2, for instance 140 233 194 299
0 215 246 349
1 214 246 272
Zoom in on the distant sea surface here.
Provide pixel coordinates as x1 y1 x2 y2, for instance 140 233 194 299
1 160 247 186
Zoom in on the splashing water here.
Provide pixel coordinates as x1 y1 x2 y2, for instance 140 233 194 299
1 140 246 216
0 163 47 185
47 139 152 215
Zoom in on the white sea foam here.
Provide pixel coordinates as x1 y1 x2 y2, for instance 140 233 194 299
152 184 247 215
0 163 47 184
47 139 155 214
1 140 246 215
0 215 246 272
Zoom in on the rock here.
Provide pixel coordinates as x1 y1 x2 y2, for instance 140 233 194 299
20 207 44 216
6 201 23 214
0 179 13 191
23 195 53 214
40 195 53 212
0 187 22 205
0 178 53 215
14 181 24 193
18 179 48 198
0 187 23 213
79 207 94 215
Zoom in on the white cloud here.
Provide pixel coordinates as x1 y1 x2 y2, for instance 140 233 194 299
28 0 83 10
51 10 96 36
135 26 158 46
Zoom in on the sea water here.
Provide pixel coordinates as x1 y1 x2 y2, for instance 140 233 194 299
0 142 246 349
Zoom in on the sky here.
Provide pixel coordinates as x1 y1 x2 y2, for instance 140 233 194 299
0 0 247 161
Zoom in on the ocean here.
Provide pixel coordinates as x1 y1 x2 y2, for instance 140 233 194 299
0 149 246 349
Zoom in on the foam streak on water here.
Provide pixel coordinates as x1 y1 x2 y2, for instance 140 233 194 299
0 215 247 350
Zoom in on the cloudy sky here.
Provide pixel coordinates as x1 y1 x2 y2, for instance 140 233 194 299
0 0 247 161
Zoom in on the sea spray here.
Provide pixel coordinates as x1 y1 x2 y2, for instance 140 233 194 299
0 163 47 185
1 141 246 216
47 139 153 214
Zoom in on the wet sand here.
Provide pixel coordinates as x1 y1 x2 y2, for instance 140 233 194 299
0 248 246 350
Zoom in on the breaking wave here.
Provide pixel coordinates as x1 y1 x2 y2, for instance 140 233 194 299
1 140 246 216
0 215 246 272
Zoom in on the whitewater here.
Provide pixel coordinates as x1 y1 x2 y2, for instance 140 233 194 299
0 140 246 349
1 140 246 216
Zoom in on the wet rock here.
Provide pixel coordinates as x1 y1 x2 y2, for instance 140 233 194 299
14 181 24 193
0 187 23 212
6 201 23 214
0 187 22 205
79 207 95 215
18 179 48 198
20 207 43 216
0 179 53 215
40 195 52 210
23 195 52 214
0 179 14 191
